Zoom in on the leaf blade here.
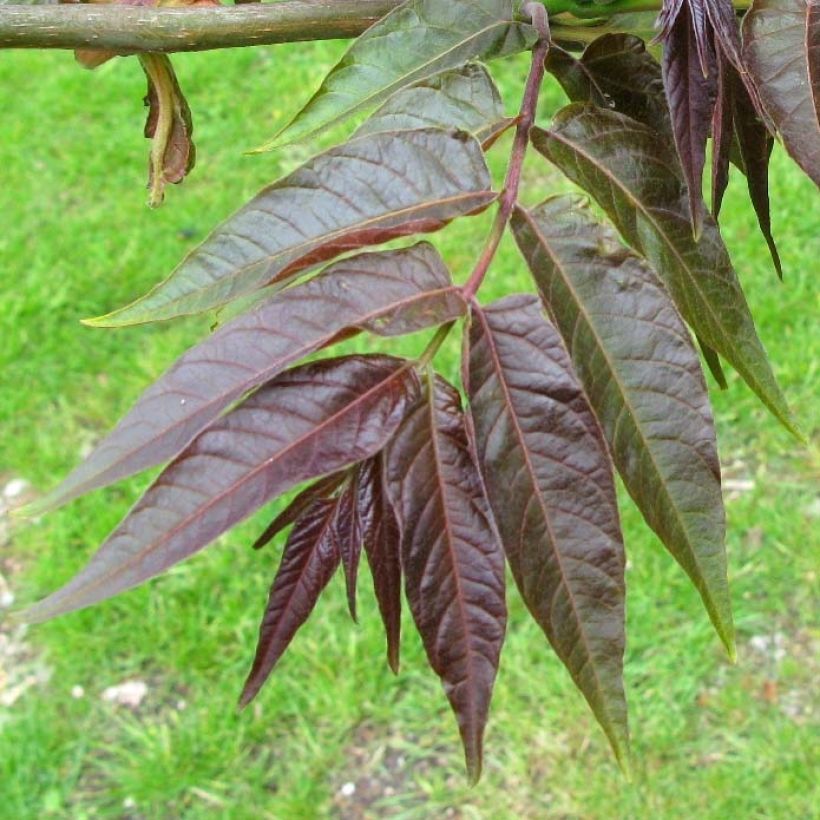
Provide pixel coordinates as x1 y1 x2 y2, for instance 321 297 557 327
662 3 717 235
21 355 419 623
353 62 513 144
37 243 464 513
464 295 629 770
385 372 506 782
240 498 342 706
266 0 536 148
357 454 403 673
531 105 799 436
89 129 493 325
546 34 673 139
743 0 820 185
511 196 733 656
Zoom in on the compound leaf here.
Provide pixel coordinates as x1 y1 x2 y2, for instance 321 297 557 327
511 197 733 657
266 0 536 148
532 105 798 436
386 371 506 783
354 62 513 146
90 129 493 325
240 498 342 706
21 355 419 623
37 244 464 512
743 0 820 185
464 295 629 771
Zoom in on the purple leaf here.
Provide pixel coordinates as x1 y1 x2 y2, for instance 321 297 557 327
333 477 362 622
240 498 342 706
357 454 402 673
21 355 419 623
36 244 464 513
546 34 673 139
711 47 735 218
253 471 348 550
463 295 629 771
386 372 506 783
729 62 783 276
88 129 494 325
511 197 733 657
662 1 718 236
743 0 820 185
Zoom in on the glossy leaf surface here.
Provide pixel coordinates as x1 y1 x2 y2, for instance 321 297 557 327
386 373 506 783
90 129 493 325
39 244 464 512
662 2 717 235
266 0 536 147
511 197 732 655
333 478 362 622
743 0 820 185
546 34 672 138
22 356 419 623
532 105 797 435
354 63 512 145
357 455 403 673
464 295 629 770
240 498 342 706
253 471 347 550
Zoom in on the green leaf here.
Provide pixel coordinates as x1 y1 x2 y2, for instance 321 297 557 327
531 104 799 437
743 0 820 186
353 62 513 145
263 0 536 149
511 195 734 658
89 129 494 326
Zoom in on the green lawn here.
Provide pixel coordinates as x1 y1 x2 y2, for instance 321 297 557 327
0 41 818 819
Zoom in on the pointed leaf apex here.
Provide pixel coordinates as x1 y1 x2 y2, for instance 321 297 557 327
465 752 482 786
616 745 634 782
81 307 142 328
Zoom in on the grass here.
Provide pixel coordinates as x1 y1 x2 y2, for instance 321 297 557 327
0 40 818 819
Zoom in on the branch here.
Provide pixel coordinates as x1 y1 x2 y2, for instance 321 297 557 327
0 0 397 52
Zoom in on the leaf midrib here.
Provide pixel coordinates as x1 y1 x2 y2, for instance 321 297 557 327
539 121 773 407
472 304 616 730
114 189 494 321
54 284 464 509
423 374 480 743
517 207 721 616
288 3 521 141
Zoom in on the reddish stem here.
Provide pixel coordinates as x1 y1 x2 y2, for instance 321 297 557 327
462 5 551 300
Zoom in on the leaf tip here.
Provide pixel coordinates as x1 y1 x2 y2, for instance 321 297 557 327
464 753 482 787
80 310 133 329
617 749 634 783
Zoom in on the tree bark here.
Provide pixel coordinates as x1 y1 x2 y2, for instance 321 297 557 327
0 0 396 52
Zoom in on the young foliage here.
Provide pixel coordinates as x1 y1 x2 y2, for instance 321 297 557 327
743 0 820 185
17 0 817 783
262 0 536 148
